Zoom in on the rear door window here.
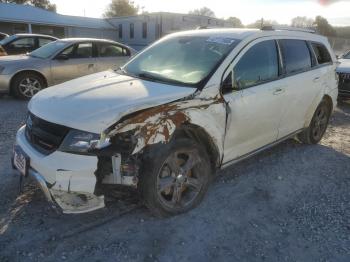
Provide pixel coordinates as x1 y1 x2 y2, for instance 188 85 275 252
73 43 93 58
97 42 129 57
10 37 35 49
279 39 311 74
38 37 55 48
233 40 279 89
311 43 332 65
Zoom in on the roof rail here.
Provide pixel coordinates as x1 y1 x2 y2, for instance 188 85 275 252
261 25 316 34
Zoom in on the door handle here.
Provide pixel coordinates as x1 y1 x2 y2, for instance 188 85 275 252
313 77 321 82
88 64 94 69
273 88 285 95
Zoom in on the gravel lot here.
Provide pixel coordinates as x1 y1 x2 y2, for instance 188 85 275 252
0 96 349 262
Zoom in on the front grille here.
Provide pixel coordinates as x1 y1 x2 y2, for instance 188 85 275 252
25 113 70 155
338 72 350 81
338 73 350 93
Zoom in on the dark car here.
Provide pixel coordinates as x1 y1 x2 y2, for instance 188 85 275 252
0 34 57 56
336 51 350 100
0 32 9 41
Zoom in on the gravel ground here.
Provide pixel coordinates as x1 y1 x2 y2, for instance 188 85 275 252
0 96 349 262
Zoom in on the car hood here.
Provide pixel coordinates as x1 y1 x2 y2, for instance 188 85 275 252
0 54 40 64
29 70 197 134
337 59 350 73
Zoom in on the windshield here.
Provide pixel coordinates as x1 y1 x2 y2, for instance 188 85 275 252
0 35 17 45
29 41 67 59
124 35 239 86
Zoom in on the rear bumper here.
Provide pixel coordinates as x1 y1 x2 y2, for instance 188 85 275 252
338 88 350 98
0 74 11 93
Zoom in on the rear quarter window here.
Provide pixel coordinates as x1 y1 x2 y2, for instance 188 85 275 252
279 39 311 74
311 42 332 65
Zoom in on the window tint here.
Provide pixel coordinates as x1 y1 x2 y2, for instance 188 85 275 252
98 43 128 57
130 23 134 39
11 37 35 48
61 45 74 57
280 39 311 74
74 43 93 58
311 43 332 64
233 40 279 89
142 22 147 38
38 38 54 47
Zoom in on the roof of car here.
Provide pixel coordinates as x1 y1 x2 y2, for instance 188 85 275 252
168 28 327 42
60 38 117 43
57 38 134 49
14 33 58 39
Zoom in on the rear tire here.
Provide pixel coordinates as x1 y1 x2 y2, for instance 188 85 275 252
12 72 46 100
139 138 212 217
298 99 331 144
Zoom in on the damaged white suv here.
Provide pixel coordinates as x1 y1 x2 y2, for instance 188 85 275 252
13 28 338 216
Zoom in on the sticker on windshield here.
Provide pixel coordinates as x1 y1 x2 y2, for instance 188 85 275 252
206 37 236 45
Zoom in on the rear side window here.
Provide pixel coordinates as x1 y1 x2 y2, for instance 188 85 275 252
233 40 279 89
311 43 332 65
98 43 129 57
10 37 35 49
279 39 311 74
38 38 54 48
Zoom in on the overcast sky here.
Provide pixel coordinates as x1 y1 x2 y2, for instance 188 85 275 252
50 0 350 26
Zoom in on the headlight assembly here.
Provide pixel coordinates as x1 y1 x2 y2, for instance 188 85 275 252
59 130 110 154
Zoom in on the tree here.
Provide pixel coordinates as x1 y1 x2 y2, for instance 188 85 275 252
226 17 243 28
313 16 336 36
291 16 314 28
246 19 279 28
0 0 56 12
189 7 215 18
103 0 139 18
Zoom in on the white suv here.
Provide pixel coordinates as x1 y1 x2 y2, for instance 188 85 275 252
13 28 338 216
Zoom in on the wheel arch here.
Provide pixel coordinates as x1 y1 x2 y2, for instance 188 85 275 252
10 70 48 94
172 123 221 173
304 93 334 128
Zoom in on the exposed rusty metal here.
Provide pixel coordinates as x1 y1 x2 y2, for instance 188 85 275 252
107 93 225 155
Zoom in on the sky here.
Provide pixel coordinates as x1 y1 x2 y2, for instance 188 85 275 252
50 0 350 26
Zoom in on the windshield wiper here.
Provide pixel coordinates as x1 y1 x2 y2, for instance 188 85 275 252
137 71 188 86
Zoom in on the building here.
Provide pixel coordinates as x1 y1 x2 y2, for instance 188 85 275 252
107 13 231 50
0 3 231 50
0 3 117 40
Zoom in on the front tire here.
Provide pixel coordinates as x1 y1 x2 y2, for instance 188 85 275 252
139 138 212 217
298 99 331 144
12 72 46 100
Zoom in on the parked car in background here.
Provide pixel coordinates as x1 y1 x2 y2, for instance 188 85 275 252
0 32 9 41
0 34 57 56
12 28 338 216
336 50 350 99
0 38 136 99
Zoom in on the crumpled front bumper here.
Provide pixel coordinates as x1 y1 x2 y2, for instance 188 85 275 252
14 125 105 214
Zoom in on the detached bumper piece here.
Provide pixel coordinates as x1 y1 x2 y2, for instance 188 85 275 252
27 168 105 214
28 168 54 203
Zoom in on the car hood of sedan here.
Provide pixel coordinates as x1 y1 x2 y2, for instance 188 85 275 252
337 59 350 73
0 54 39 64
29 70 197 134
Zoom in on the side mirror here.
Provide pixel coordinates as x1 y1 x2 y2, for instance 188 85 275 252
55 54 69 60
222 70 239 94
